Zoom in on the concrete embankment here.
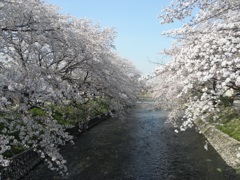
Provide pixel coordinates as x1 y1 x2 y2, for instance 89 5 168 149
196 120 240 170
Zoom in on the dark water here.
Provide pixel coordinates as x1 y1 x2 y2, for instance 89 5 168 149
25 102 240 179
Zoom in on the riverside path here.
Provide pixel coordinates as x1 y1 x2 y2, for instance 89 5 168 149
25 101 240 179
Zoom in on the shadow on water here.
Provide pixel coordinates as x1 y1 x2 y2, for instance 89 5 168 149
24 101 240 180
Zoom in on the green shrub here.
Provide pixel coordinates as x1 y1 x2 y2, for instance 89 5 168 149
29 107 46 117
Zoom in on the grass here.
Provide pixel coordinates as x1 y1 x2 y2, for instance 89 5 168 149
217 119 240 141
27 98 110 126
210 107 240 141
0 98 110 158
50 98 110 126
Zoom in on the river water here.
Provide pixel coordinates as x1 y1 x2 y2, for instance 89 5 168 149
25 101 240 179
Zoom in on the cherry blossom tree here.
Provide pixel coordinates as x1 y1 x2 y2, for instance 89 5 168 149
0 0 141 175
150 0 240 130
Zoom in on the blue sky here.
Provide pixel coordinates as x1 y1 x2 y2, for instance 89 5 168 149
44 0 184 75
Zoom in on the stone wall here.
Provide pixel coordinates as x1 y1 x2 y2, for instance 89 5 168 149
66 113 111 137
0 148 42 180
0 112 111 180
196 121 240 170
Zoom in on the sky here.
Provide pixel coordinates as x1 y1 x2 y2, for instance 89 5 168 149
44 0 184 75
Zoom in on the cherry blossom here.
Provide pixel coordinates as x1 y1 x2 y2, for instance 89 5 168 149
151 0 240 128
0 0 142 174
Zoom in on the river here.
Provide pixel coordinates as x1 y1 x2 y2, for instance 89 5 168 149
24 101 240 179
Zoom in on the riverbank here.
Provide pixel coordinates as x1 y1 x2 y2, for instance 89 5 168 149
196 120 240 171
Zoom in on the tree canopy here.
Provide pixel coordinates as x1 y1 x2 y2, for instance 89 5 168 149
150 0 240 129
0 0 142 174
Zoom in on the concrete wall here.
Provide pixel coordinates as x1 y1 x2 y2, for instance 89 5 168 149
196 120 240 170
0 148 42 179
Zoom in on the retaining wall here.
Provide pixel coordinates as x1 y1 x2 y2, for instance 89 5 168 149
196 120 240 170
0 148 42 180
